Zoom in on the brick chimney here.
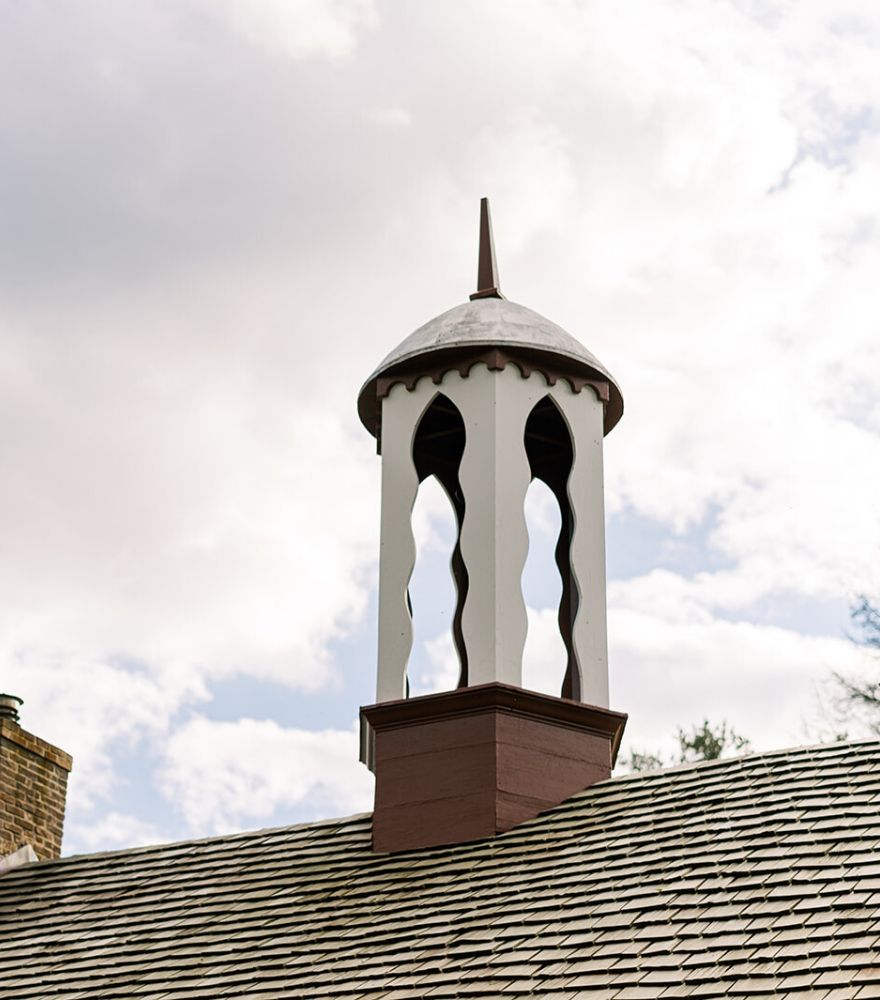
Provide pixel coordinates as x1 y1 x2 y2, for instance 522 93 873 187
357 201 627 853
0 694 73 861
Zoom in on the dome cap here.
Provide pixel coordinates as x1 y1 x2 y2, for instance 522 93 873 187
357 199 623 438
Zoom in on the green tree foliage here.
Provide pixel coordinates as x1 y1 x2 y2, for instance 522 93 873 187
622 749 665 773
851 596 880 651
621 719 752 773
676 719 751 763
832 595 880 736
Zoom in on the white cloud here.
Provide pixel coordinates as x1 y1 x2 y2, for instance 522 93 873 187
414 631 457 697
411 475 456 554
607 572 872 758
158 717 373 833
66 811 163 854
588 53 880 603
465 115 577 254
210 0 377 60
0 289 379 695
1 654 203 810
369 107 412 129
524 478 561 539
522 607 569 697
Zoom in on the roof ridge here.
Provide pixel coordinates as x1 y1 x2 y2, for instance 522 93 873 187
49 811 373 867
607 736 880 785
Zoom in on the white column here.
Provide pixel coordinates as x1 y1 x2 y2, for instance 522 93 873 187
442 365 534 687
375 380 433 702
559 387 609 707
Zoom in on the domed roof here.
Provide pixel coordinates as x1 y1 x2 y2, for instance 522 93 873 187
357 296 623 438
357 198 623 440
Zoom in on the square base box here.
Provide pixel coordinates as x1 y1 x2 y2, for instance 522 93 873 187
360 682 626 853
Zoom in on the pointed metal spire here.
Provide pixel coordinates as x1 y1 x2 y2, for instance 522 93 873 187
469 197 505 301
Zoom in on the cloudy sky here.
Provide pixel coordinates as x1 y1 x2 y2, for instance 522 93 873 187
2 0 880 855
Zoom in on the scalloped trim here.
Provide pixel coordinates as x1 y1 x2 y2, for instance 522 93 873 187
375 348 611 406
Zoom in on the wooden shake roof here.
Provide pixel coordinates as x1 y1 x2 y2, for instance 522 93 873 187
2 740 879 999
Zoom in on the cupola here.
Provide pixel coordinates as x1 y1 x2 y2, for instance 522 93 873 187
359 200 627 853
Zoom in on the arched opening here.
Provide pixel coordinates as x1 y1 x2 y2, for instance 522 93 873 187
523 396 580 700
407 394 467 695
406 476 458 696
521 478 568 695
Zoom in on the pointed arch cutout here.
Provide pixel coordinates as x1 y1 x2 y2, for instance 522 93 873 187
412 393 465 484
411 394 469 688
523 395 580 700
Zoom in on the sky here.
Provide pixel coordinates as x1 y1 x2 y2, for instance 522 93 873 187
2 0 880 855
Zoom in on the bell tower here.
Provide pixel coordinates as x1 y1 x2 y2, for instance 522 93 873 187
358 200 627 853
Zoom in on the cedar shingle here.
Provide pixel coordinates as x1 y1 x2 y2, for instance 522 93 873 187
0 741 878 999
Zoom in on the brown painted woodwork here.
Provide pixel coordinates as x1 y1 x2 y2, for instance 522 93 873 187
361 683 626 854
362 344 617 452
470 197 504 301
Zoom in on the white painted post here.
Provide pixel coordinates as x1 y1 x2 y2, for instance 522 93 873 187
442 365 534 687
375 380 434 702
561 387 609 707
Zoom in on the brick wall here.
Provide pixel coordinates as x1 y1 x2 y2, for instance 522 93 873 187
0 719 73 861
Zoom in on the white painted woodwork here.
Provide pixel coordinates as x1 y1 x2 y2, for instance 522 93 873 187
556 387 609 707
375 381 431 702
442 365 533 687
375 364 610 709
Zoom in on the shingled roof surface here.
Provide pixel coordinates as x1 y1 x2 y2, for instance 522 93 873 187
2 741 880 1000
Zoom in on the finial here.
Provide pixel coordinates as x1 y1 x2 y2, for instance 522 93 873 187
469 197 505 301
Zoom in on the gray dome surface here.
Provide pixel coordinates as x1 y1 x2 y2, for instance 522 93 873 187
371 297 614 379
358 297 623 437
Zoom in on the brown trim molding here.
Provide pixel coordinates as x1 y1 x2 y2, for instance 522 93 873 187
375 348 610 402
362 682 626 764
359 344 621 449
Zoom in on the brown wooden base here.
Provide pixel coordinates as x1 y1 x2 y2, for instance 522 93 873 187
360 683 627 854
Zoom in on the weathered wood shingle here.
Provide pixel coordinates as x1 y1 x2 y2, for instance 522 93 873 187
1 741 879 999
